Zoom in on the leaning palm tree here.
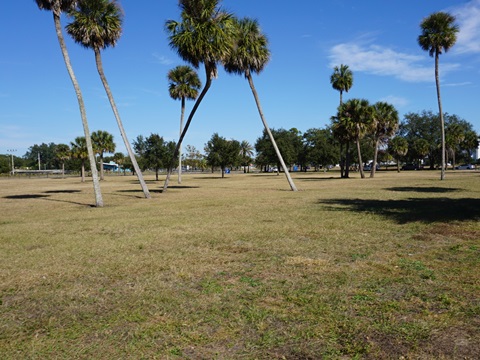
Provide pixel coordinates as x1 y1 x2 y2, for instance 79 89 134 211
370 102 399 178
223 17 297 191
163 0 234 191
167 65 201 184
66 0 151 198
35 0 103 206
330 64 353 107
418 12 459 180
91 130 115 180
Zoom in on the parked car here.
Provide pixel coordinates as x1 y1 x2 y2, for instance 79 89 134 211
455 164 474 170
364 163 380 171
401 163 418 170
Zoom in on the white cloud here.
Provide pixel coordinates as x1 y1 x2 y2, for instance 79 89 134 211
152 53 174 65
328 42 460 83
451 0 480 54
378 95 409 108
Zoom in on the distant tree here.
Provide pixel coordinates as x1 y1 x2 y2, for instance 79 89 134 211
412 138 430 167
388 136 409 172
67 0 150 198
164 0 234 191
167 65 201 184
331 114 354 178
144 134 166 181
303 128 339 171
418 11 459 180
183 145 204 170
35 0 102 206
255 128 301 173
54 143 71 178
370 102 399 177
91 130 115 180
204 133 241 178
223 17 297 190
113 152 125 175
24 143 57 169
330 64 353 106
239 140 254 173
70 136 88 182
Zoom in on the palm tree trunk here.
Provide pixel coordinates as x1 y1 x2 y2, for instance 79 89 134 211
99 153 104 180
62 162 65 179
356 137 365 179
246 73 297 191
163 64 214 192
345 142 351 178
81 160 85 182
435 52 445 180
370 138 380 178
94 49 151 199
53 12 103 207
178 98 186 184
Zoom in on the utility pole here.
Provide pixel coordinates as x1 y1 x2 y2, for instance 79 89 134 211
7 149 16 175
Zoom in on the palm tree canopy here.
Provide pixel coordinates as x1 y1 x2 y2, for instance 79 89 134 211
372 101 399 140
330 64 353 94
91 130 115 156
35 0 77 15
165 0 234 76
55 143 71 161
168 65 201 101
337 98 373 139
70 136 88 159
418 12 459 57
239 140 254 158
66 0 122 51
223 17 270 77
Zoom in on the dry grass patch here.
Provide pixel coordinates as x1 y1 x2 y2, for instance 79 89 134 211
1 170 479 358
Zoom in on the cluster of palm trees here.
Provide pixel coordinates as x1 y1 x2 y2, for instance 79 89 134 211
329 11 459 180
35 0 459 206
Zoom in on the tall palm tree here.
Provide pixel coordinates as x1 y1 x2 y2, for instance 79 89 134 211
370 102 399 178
167 65 201 184
239 140 254 173
66 0 151 198
337 99 373 179
163 0 234 191
35 0 103 206
91 130 115 180
223 17 297 191
418 12 459 180
330 64 353 177
70 136 88 182
330 64 353 107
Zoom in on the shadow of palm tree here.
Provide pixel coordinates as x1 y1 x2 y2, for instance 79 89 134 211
4 194 50 199
44 190 82 194
319 197 480 224
386 187 463 193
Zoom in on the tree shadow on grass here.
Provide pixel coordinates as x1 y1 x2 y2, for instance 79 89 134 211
44 190 82 194
319 197 480 224
3 194 92 207
386 186 463 193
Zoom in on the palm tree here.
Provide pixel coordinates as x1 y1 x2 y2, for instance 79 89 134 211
330 64 353 107
54 143 71 178
370 102 399 178
113 152 125 175
66 0 151 198
330 64 353 176
337 99 373 178
389 136 409 172
239 140 254 173
223 17 297 191
163 0 234 191
70 136 88 182
35 0 103 206
91 130 115 180
418 12 459 180
167 65 201 184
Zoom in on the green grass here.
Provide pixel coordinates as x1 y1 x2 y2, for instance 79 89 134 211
1 170 479 359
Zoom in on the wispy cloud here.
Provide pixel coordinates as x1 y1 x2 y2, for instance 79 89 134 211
379 95 409 108
450 0 480 54
152 53 174 65
328 41 459 83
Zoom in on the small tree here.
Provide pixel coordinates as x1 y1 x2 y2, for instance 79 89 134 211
389 136 409 172
54 143 71 178
204 133 241 178
91 130 115 180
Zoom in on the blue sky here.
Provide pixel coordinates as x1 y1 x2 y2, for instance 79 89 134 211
1 0 479 157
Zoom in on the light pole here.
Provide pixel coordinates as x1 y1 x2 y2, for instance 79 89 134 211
7 149 17 175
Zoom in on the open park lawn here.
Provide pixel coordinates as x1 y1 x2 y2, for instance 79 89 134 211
1 170 479 359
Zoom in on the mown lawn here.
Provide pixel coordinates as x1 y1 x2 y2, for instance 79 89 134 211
1 170 479 359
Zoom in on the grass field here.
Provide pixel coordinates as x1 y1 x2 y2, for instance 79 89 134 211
1 169 479 359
